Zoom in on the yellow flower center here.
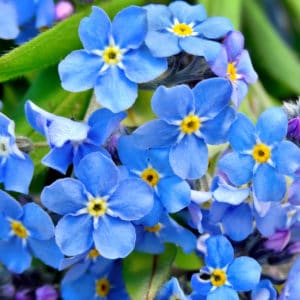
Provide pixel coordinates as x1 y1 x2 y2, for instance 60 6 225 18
88 248 100 259
180 115 201 134
210 269 227 287
96 278 110 297
87 198 107 217
11 221 28 239
144 223 161 233
141 168 160 187
102 46 122 65
227 62 238 82
252 143 271 163
172 23 193 37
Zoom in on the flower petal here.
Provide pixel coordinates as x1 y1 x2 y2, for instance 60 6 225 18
41 178 88 215
224 31 244 61
227 257 261 291
108 178 153 221
207 286 238 300
0 1 19 39
123 45 167 83
76 152 119 197
94 67 137 113
112 6 147 49
169 1 206 23
256 107 288 145
0 189 23 219
94 215 135 259
78 6 110 51
170 135 208 179
236 50 258 83
59 50 103 92
55 214 93 256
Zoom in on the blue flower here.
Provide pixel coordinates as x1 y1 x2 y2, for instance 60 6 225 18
62 260 129 300
25 100 126 174
218 108 300 202
191 235 261 299
132 78 234 179
135 211 196 254
0 190 62 273
251 279 277 300
41 151 153 259
0 0 55 44
155 277 187 300
0 112 33 194
144 1 233 62
209 30 258 107
58 6 167 113
118 136 191 225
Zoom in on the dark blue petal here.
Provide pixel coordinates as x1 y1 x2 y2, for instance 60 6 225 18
108 179 154 221
13 0 35 25
94 67 137 113
55 214 93 256
0 189 22 219
0 238 31 273
169 1 206 23
194 17 233 39
227 257 261 291
42 143 73 174
180 37 222 62
205 235 234 268
28 238 63 269
94 215 135 259
4 154 33 194
59 50 103 92
36 0 55 28
0 1 19 39
123 45 167 83
145 31 180 57
78 6 110 51
201 106 235 144
112 6 147 49
22 203 54 240
193 78 232 119
218 152 254 185
256 107 287 145
253 164 286 202
151 84 194 122
222 204 253 241
76 152 119 197
228 113 256 151
158 176 191 212
41 178 88 214
170 135 208 179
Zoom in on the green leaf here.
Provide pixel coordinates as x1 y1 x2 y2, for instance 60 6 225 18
242 0 300 97
174 248 203 271
123 245 177 300
0 0 144 83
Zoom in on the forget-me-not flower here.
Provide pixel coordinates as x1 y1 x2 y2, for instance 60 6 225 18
144 1 233 62
59 6 167 113
41 151 153 259
25 100 126 174
155 277 187 300
191 235 261 300
132 78 234 179
0 190 63 273
218 107 300 202
0 113 33 194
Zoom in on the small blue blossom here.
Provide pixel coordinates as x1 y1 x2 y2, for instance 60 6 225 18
0 0 55 44
25 100 126 174
132 78 234 179
191 235 261 300
59 6 167 113
0 190 63 273
118 136 191 225
251 279 277 300
218 107 300 202
62 260 129 300
41 151 153 259
155 277 187 300
0 113 34 194
209 30 258 107
144 1 233 62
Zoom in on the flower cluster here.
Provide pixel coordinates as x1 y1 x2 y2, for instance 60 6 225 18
0 1 300 300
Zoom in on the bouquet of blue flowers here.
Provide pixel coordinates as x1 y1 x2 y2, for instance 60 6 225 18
0 0 300 299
